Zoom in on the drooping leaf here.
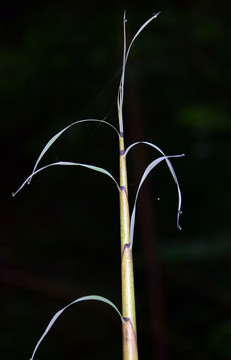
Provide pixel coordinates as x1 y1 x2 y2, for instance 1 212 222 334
29 295 123 360
125 141 184 231
130 154 184 247
117 12 127 133
29 118 119 185
12 161 120 196
117 12 160 132
125 141 167 157
124 12 161 65
117 12 161 133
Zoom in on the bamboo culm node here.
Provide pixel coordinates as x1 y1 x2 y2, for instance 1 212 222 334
119 131 138 359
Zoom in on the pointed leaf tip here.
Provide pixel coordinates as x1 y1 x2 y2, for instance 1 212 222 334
129 153 184 247
153 11 161 18
13 118 119 196
12 161 120 196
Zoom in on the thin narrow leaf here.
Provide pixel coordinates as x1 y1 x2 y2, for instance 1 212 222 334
126 141 185 230
130 154 184 247
125 12 161 65
125 141 167 157
117 12 160 133
28 118 119 185
117 11 127 133
12 161 120 196
29 295 123 360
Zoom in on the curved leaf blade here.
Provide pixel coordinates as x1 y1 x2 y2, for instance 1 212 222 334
29 119 119 184
29 295 123 360
130 154 184 247
117 12 160 133
126 141 185 231
125 141 166 157
12 161 120 196
125 12 161 65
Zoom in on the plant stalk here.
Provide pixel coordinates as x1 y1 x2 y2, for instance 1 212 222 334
118 12 162 359
119 133 138 360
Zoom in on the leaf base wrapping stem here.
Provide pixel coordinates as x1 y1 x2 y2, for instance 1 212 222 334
122 317 138 360
120 135 138 359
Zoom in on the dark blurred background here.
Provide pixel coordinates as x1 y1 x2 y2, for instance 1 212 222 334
1 1 231 359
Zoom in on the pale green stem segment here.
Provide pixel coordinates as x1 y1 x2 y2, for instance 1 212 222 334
119 134 138 360
118 12 137 360
118 18 135 360
118 11 161 360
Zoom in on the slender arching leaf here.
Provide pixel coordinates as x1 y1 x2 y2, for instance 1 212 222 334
125 141 166 157
29 295 123 360
12 161 120 196
28 118 119 185
130 154 184 247
126 141 185 231
117 12 160 133
117 11 127 133
125 12 161 65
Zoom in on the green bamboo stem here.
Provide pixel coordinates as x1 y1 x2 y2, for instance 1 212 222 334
117 12 162 359
119 133 138 360
118 12 138 360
